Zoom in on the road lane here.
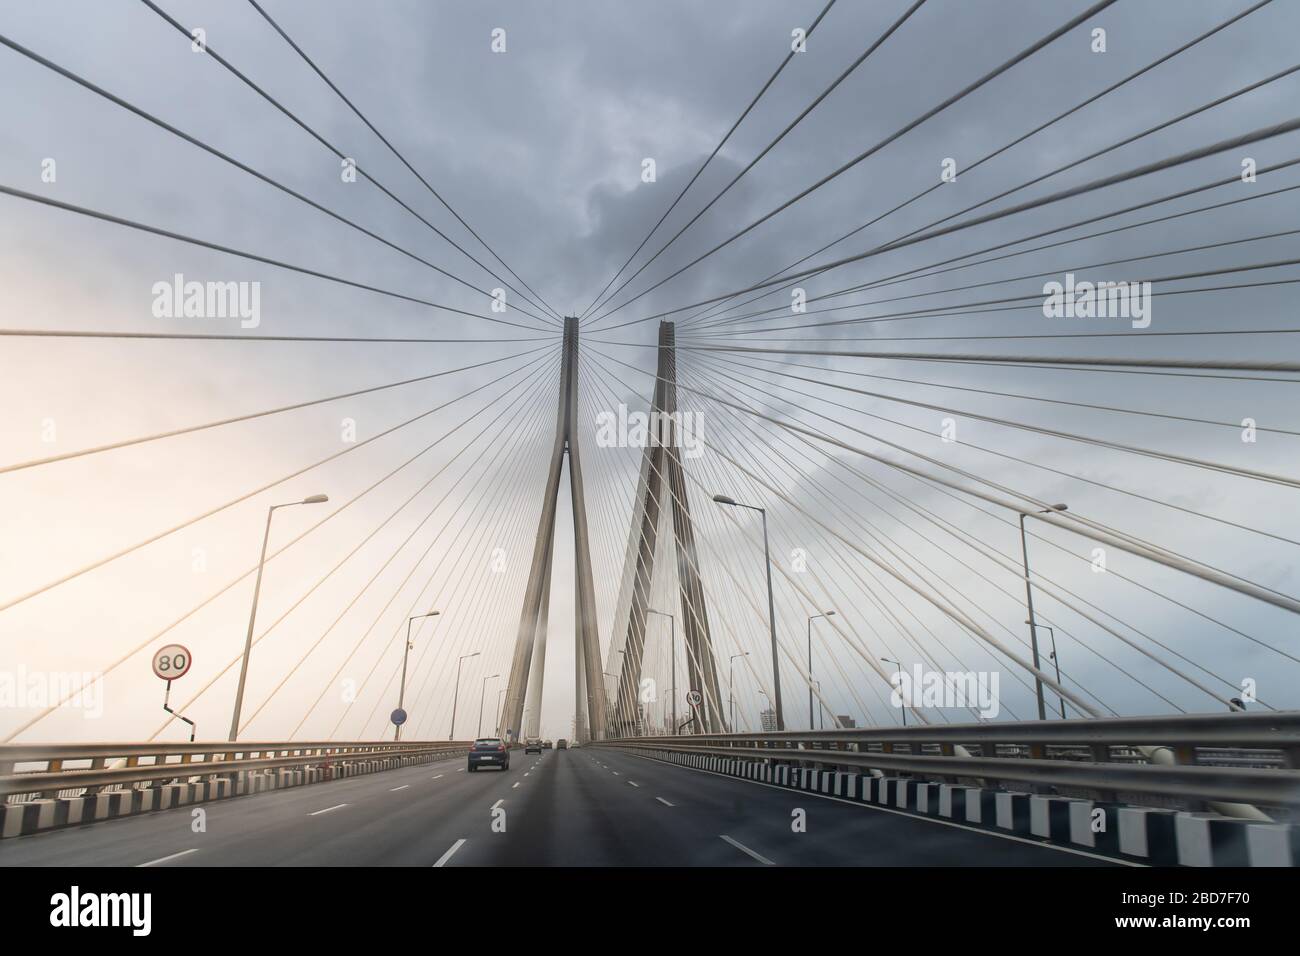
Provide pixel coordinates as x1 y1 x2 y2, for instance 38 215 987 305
0 747 1117 866
588 748 1118 866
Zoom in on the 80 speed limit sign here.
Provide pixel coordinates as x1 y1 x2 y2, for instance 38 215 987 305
151 644 192 681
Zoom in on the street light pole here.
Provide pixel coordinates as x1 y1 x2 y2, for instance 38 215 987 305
713 494 783 731
729 651 749 733
478 673 500 737
396 610 439 741
449 651 479 740
1027 620 1066 719
807 610 834 730
647 609 675 734
882 657 905 727
228 493 328 742
1019 503 1067 721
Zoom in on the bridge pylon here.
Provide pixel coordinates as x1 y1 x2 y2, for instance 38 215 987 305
502 318 607 744
605 321 724 737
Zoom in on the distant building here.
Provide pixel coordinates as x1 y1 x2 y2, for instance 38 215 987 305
836 715 856 729
760 708 778 731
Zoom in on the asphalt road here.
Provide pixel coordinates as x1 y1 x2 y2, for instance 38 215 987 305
0 747 1117 866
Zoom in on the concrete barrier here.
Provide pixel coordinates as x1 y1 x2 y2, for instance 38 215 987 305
994 792 1032 834
0 749 463 840
1029 795 1073 842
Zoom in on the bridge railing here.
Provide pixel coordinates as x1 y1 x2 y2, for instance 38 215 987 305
596 712 1300 811
0 740 471 802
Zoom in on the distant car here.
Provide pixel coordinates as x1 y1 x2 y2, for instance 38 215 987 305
543 740 553 750
555 739 567 750
468 737 510 771
524 737 542 754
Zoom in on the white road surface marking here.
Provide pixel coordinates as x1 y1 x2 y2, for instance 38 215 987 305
390 785 409 791
628 781 639 787
433 839 466 867
720 835 775 866
309 803 348 816
138 848 199 868
512 782 520 789
656 797 675 807
491 799 504 810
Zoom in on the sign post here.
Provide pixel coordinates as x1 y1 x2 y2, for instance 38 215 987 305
153 644 196 741
686 689 703 734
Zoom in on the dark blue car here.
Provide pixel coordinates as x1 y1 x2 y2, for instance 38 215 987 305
468 737 510 772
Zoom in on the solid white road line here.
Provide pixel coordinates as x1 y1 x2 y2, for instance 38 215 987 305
310 803 348 816
390 785 410 791
137 848 199 868
433 839 467 867
656 797 675 807
720 835 775 866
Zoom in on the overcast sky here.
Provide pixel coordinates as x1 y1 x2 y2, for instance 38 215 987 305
1 0 1298 743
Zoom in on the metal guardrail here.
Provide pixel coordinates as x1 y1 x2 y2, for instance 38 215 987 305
596 712 1300 810
0 740 472 801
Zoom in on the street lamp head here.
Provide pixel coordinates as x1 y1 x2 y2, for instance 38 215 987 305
1048 503 1068 512
301 494 329 504
825 610 836 617
712 494 737 506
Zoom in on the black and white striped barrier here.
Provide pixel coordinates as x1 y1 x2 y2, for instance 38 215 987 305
1 750 460 839
617 747 1298 866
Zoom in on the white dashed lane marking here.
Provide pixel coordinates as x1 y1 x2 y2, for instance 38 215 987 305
433 839 466 867
138 848 199 868
656 797 675 807
720 835 775 866
309 804 348 816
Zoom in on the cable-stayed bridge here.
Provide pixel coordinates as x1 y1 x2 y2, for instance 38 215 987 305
1 0 1299 869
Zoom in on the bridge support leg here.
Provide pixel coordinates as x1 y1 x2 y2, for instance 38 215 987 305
502 318 607 743
608 321 724 735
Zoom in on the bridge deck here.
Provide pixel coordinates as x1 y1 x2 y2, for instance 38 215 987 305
0 748 1113 867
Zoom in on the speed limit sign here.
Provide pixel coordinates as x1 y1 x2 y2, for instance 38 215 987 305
686 689 703 708
152 644 192 681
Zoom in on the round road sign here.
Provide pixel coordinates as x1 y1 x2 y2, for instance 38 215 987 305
390 708 408 726
151 644 192 680
686 689 703 708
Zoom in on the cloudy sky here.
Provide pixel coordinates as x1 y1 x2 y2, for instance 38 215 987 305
1 0 1298 743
